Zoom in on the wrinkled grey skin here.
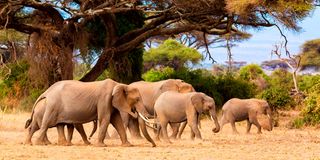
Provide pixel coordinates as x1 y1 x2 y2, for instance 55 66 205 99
220 98 273 134
108 79 195 139
24 79 155 147
154 91 220 143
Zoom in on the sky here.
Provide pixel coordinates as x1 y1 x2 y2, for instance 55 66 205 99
200 8 320 67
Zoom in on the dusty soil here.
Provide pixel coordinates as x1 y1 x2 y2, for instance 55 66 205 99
1 111 320 160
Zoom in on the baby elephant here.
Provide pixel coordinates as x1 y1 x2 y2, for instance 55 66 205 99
154 91 220 143
220 98 273 134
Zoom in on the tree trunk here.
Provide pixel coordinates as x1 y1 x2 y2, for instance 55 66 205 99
27 32 74 87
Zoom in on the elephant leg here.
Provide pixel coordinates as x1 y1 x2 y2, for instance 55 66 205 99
246 119 252 134
25 122 39 145
44 133 51 145
66 124 74 145
155 123 161 141
74 124 91 145
230 120 239 134
128 118 142 139
96 114 111 147
160 121 171 143
219 114 228 132
190 129 195 140
36 110 53 145
187 113 202 140
169 123 180 139
57 124 68 145
177 121 187 139
250 118 262 134
110 109 132 147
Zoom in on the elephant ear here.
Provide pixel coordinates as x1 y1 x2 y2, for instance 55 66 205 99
191 93 204 113
112 84 136 117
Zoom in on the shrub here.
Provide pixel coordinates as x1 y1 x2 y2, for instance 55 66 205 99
258 87 294 110
301 93 320 124
0 60 44 111
142 67 174 82
268 68 293 91
298 75 320 93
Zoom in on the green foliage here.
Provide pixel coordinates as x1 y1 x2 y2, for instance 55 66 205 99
0 60 43 111
269 68 293 90
258 87 294 110
143 68 256 108
0 29 27 43
298 75 320 92
299 39 320 69
143 39 203 70
239 64 267 80
298 91 320 126
142 67 175 82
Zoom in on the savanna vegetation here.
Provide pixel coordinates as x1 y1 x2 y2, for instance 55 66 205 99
0 0 320 128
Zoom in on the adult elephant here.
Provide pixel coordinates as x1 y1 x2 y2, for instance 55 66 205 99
24 79 156 147
154 91 220 143
220 98 273 134
122 79 195 138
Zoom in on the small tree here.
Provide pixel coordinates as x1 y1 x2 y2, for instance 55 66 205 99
271 43 301 94
143 39 202 71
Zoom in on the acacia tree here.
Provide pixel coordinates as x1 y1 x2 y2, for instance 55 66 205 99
0 0 317 84
143 39 202 71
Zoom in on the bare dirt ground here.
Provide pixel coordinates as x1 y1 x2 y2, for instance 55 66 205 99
1 111 320 160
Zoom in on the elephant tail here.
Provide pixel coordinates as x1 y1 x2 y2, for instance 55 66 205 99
25 96 46 129
25 119 32 129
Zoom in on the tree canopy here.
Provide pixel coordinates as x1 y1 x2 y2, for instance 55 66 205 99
0 0 317 83
299 39 320 70
143 39 202 70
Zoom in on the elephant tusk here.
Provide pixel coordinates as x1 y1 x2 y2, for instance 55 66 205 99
210 115 214 121
138 112 157 125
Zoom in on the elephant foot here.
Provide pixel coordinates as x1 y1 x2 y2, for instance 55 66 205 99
24 140 32 145
58 140 68 146
257 131 262 134
83 140 91 145
35 139 47 145
95 142 107 147
121 142 133 147
44 140 52 145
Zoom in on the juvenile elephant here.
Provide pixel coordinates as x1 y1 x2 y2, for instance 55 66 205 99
24 97 94 145
154 91 220 143
220 98 273 134
109 79 195 139
24 79 156 147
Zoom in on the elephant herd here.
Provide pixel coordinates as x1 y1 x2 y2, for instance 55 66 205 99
24 79 273 147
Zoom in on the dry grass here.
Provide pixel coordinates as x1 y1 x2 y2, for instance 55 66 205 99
1 111 320 160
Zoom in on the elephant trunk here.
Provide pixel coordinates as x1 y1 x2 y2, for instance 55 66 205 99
210 109 220 133
266 108 273 131
138 116 156 147
135 100 152 118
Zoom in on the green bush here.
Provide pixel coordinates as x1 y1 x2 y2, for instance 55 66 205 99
258 87 294 110
142 67 174 82
301 93 320 124
0 60 44 111
142 68 256 108
268 68 293 91
298 75 320 93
